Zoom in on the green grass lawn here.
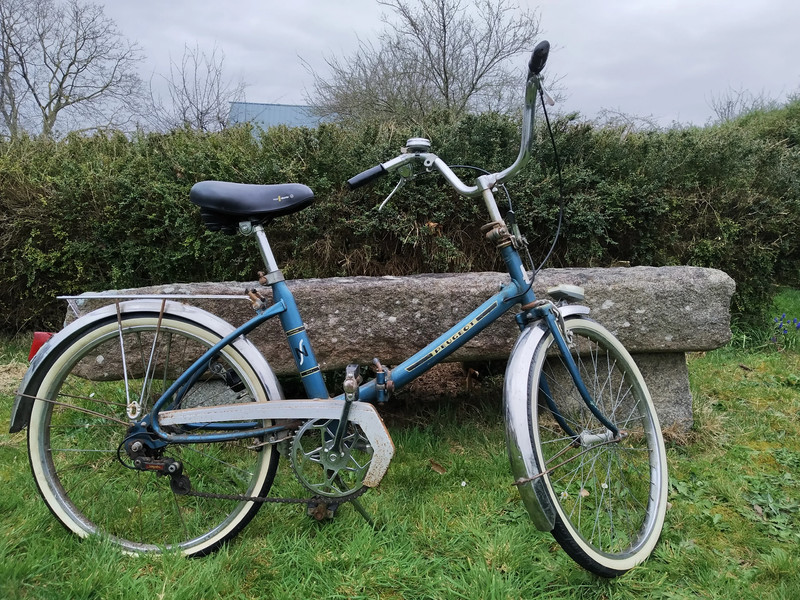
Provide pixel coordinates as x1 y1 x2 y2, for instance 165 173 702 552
1 292 799 599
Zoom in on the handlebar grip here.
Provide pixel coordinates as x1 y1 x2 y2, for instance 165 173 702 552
528 40 550 76
347 165 387 190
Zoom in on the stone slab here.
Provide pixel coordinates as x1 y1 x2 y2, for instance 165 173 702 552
68 266 734 374
67 267 735 431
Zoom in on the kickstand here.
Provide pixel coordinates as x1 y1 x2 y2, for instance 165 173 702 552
350 496 375 527
333 475 375 526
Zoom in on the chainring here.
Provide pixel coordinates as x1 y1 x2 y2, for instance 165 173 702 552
289 418 374 499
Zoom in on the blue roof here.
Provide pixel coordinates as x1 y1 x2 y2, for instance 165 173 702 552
228 102 322 129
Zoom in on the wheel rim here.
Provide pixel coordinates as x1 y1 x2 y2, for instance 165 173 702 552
531 320 666 567
28 316 277 554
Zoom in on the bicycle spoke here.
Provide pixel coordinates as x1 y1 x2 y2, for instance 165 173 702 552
529 319 667 575
28 313 278 555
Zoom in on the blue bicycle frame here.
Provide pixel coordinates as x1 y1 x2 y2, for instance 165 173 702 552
148 242 539 444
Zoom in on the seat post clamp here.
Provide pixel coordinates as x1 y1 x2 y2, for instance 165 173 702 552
258 270 284 286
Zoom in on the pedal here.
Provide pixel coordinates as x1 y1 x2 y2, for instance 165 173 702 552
306 496 374 526
343 364 362 400
307 498 338 521
372 358 391 403
547 284 584 303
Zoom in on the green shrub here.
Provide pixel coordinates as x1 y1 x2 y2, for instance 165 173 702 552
1 101 798 333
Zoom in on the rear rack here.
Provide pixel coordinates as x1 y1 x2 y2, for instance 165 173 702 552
57 294 251 318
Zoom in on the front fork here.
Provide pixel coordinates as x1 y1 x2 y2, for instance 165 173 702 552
529 302 619 438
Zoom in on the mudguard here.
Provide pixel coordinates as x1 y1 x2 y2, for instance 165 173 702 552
503 305 590 531
10 300 284 433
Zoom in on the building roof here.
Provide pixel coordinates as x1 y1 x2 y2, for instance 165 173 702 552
228 102 322 129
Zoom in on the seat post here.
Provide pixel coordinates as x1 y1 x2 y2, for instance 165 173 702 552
252 224 280 275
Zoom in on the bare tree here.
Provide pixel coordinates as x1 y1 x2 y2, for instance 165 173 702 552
147 43 246 132
708 87 779 124
0 1 26 136
595 108 662 134
307 0 540 124
0 0 143 138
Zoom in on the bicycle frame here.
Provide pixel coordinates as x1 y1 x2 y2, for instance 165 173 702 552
147 236 540 444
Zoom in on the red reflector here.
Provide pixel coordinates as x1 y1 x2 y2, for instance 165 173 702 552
29 332 55 361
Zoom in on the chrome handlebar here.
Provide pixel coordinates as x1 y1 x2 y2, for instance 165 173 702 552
347 40 550 200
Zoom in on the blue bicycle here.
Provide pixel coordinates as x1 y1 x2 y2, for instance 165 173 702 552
10 42 667 577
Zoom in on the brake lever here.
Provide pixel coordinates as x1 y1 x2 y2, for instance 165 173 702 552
540 83 555 107
378 178 405 211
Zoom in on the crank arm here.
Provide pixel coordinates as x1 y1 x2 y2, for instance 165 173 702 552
331 364 360 452
158 399 395 488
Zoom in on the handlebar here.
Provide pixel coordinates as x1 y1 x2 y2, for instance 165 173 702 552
347 40 550 200
528 40 550 76
347 164 387 190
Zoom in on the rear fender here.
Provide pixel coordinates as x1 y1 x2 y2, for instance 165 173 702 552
10 300 282 433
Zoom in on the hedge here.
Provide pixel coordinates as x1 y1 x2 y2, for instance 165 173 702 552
1 103 798 333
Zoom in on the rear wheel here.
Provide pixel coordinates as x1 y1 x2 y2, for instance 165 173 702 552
529 317 667 576
26 312 279 556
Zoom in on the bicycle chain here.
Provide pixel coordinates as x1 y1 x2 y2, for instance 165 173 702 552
170 425 370 506
181 484 369 506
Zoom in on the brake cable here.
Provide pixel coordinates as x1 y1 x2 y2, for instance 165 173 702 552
534 83 566 278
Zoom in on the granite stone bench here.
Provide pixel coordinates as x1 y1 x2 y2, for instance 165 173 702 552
68 266 736 432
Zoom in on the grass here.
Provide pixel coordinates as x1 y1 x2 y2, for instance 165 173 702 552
1 292 799 599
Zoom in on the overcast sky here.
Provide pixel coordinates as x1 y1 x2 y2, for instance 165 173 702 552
101 0 800 127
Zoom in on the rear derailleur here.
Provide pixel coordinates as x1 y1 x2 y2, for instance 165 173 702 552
122 429 191 495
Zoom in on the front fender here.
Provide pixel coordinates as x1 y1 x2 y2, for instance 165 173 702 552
503 305 590 531
10 300 283 433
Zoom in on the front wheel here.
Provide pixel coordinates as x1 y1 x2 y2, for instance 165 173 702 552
530 317 668 577
25 310 280 556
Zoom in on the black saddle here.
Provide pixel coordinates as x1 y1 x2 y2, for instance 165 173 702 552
190 181 314 234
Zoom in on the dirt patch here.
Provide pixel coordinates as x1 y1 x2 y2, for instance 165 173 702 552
402 362 480 398
0 361 28 394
